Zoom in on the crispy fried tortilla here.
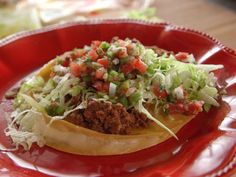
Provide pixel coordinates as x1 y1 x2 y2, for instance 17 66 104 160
43 115 193 155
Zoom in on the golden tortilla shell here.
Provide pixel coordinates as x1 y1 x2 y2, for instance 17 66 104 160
42 114 193 155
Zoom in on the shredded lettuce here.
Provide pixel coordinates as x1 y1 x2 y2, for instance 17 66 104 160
5 110 46 150
20 94 45 113
147 57 222 106
195 64 224 72
198 88 219 106
135 100 178 139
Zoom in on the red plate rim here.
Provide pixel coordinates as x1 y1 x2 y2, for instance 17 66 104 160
0 19 235 55
0 19 236 177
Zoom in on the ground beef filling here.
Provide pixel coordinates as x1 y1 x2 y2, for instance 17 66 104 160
64 100 151 135
5 45 168 134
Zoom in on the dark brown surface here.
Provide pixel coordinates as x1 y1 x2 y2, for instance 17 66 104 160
156 0 236 49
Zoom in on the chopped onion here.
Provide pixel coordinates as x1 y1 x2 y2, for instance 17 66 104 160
54 65 69 74
173 86 184 100
112 58 119 65
109 83 117 97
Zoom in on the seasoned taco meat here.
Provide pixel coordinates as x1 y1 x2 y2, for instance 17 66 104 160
64 100 151 135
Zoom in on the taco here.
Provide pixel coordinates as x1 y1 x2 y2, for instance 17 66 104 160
4 37 224 155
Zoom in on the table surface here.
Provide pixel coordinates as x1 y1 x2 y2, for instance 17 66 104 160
155 0 236 49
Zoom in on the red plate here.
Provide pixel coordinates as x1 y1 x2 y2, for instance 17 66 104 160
0 19 236 177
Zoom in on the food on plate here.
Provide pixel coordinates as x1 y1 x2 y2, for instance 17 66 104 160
4 37 224 155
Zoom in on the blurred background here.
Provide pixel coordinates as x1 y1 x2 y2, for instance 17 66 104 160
0 0 235 49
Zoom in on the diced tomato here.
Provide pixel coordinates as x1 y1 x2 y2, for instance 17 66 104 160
186 101 204 115
76 49 85 58
121 62 134 74
175 52 189 61
70 62 87 77
81 56 86 60
91 40 101 49
88 50 99 61
102 82 109 92
93 81 109 92
167 103 185 114
62 60 69 67
117 48 128 58
152 85 168 99
95 68 105 80
97 58 109 68
133 58 147 74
